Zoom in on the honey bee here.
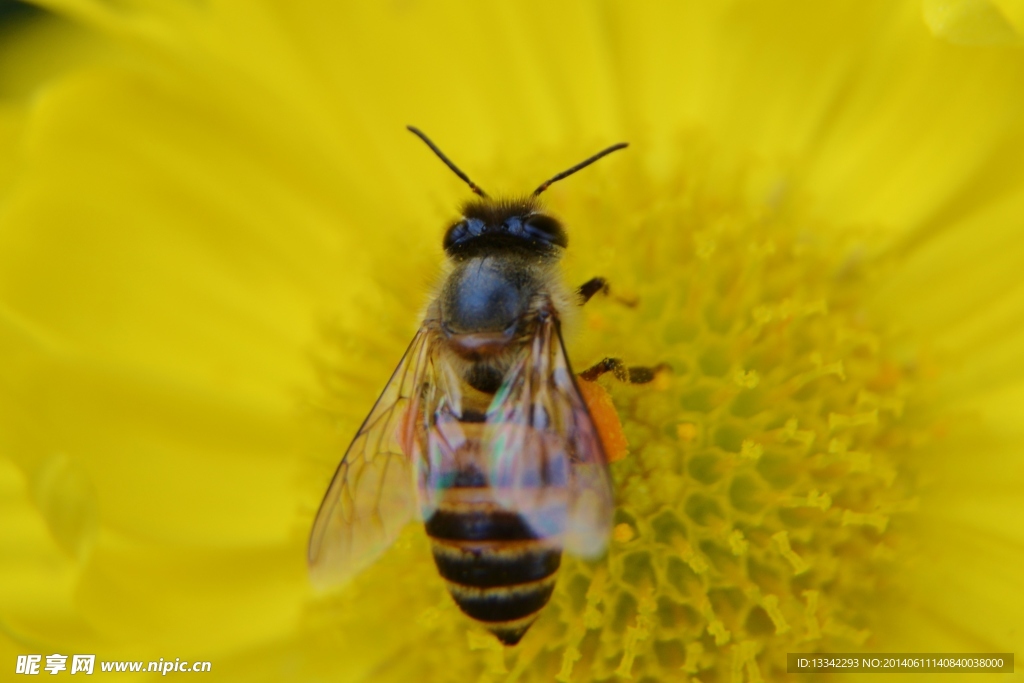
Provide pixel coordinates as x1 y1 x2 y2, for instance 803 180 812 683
309 127 660 645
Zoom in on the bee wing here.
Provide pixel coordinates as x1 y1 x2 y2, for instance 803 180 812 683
307 326 437 588
484 314 615 559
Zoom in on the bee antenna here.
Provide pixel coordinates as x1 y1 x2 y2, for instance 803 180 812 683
532 142 628 196
407 126 489 198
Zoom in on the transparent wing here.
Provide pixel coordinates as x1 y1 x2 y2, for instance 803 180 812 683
483 314 615 559
308 326 436 588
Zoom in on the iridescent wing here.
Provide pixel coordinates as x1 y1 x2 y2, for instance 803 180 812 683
457 314 614 558
308 326 437 588
495 315 614 557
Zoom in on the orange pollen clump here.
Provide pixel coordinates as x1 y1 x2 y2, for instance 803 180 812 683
577 378 629 463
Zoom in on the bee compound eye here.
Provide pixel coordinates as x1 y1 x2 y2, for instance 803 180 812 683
444 218 490 252
503 217 525 237
525 214 567 248
444 222 464 249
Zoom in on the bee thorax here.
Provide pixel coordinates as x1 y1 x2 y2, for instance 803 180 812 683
441 256 540 335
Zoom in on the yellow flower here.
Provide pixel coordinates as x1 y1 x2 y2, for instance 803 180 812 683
2 1 1022 681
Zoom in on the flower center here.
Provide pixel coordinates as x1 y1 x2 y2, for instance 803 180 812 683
534 149 922 682
302 142 924 683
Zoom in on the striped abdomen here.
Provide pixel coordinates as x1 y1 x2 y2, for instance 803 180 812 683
424 487 563 645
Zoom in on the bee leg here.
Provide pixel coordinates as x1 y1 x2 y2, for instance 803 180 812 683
577 277 609 304
576 277 638 308
580 358 671 384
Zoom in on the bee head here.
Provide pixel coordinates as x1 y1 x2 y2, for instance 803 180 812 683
443 198 567 257
406 125 627 258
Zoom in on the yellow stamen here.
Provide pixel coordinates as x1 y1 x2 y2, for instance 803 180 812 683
802 590 822 641
828 409 879 431
772 531 810 575
555 644 581 683
761 594 790 635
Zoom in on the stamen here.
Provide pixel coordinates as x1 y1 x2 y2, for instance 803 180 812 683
555 643 581 683
790 357 846 389
744 641 765 683
802 590 822 641
701 600 731 646
761 595 790 635
841 510 889 533
728 529 749 556
682 642 704 675
772 531 810 575
829 409 879 431
780 418 816 448
615 598 654 678
782 489 832 511
823 618 871 645
674 538 709 574
856 389 905 416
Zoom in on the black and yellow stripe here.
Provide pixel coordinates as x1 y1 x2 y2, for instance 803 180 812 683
418 380 569 645
425 488 563 645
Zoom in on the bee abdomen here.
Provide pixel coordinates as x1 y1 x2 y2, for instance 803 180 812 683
425 497 563 645
434 552 559 645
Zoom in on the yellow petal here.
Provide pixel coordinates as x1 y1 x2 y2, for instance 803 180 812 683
923 0 1024 44
0 457 86 645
